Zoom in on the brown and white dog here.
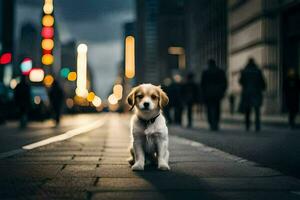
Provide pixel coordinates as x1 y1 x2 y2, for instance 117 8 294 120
127 83 170 171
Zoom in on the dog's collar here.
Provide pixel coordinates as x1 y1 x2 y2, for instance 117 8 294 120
138 114 160 127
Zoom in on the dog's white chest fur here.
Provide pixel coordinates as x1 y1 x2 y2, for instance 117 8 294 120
130 114 170 171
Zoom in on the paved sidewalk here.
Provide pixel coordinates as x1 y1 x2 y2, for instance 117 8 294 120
1 114 300 199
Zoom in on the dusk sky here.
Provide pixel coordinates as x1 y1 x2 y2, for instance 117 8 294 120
17 0 135 98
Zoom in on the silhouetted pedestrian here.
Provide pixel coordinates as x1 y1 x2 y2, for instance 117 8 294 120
49 80 64 126
14 76 31 128
201 59 227 131
183 72 198 128
229 93 236 115
162 77 172 123
239 58 266 132
168 74 184 125
284 68 300 129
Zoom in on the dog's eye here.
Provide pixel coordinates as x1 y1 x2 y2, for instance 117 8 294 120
136 95 144 99
151 95 158 100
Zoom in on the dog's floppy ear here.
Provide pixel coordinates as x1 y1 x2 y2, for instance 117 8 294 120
158 87 169 108
127 86 138 107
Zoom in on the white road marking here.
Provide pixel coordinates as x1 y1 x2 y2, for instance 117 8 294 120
0 116 106 159
23 117 106 150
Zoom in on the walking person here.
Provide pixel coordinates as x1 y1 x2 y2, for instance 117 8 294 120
200 59 227 131
239 58 266 132
162 77 173 124
284 68 300 129
49 80 64 126
168 74 184 126
14 75 31 128
183 72 198 128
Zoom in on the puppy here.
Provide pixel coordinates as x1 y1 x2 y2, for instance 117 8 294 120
127 83 170 171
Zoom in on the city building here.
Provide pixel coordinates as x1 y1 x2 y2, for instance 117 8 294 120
18 23 40 67
61 40 77 98
184 0 227 80
228 0 300 114
136 0 185 84
0 0 15 84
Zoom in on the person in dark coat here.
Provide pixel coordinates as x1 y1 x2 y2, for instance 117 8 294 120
14 75 31 128
168 74 184 125
239 58 266 132
200 59 227 131
183 72 199 128
162 77 173 124
49 80 64 125
284 68 300 129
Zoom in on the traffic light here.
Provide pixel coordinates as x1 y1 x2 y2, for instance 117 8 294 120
0 53 12 65
41 0 54 66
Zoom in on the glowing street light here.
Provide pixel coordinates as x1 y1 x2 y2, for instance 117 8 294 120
113 84 123 100
68 72 77 81
42 15 54 27
20 58 32 75
41 39 54 50
125 36 135 79
44 74 54 87
42 54 54 65
0 53 12 64
92 96 102 107
87 92 96 102
168 46 186 69
108 94 118 105
29 68 44 82
76 44 88 97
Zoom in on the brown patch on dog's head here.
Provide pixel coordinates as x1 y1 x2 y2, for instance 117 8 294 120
127 84 169 111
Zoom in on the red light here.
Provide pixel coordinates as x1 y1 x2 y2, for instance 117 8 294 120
41 27 54 38
0 53 12 64
42 49 52 55
23 57 32 62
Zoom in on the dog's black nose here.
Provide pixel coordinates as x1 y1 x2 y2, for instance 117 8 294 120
143 102 149 108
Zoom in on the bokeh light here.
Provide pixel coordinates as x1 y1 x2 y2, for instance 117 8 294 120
42 54 54 65
34 96 41 105
43 4 53 14
92 96 102 107
0 53 12 64
29 68 44 82
60 68 70 78
76 44 88 97
113 84 123 100
66 98 74 108
43 74 54 87
75 88 88 98
68 72 77 81
108 94 118 105
77 44 88 53
42 15 54 27
125 36 135 79
41 27 54 38
10 79 18 89
20 58 32 75
87 92 96 102
42 39 54 50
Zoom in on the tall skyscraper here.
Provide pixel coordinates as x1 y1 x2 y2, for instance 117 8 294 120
136 0 185 84
184 0 227 79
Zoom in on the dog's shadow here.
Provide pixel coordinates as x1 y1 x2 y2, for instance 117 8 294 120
134 165 227 200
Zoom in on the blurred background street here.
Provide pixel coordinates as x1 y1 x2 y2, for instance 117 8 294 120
0 0 300 199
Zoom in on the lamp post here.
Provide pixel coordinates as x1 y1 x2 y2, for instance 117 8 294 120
76 44 88 97
125 36 135 79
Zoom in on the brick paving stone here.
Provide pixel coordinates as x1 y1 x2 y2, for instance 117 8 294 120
1 114 300 200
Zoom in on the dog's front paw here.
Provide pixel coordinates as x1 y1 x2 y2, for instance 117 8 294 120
131 163 144 171
158 163 170 171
